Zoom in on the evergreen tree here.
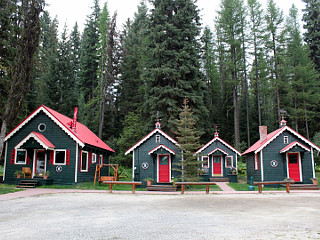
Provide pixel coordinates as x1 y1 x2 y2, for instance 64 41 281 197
174 98 201 181
302 0 320 73
144 0 207 134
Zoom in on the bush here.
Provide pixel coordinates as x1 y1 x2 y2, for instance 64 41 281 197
237 161 246 175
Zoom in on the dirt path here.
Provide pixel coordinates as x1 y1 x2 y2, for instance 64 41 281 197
0 192 319 239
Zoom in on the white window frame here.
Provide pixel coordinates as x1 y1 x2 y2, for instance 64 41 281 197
226 156 233 168
99 154 103 165
202 156 209 168
156 135 160 143
284 136 289 144
81 151 89 172
254 153 259 170
15 149 27 165
54 149 66 165
92 153 97 164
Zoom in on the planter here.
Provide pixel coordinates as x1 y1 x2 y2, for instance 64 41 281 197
17 174 21 179
312 178 318 185
43 175 48 180
147 180 153 186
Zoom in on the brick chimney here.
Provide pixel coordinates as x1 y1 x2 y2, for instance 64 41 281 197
259 126 268 143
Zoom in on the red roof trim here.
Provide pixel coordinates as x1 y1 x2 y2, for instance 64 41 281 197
280 141 310 153
125 128 178 155
15 131 55 150
148 144 176 155
195 137 240 156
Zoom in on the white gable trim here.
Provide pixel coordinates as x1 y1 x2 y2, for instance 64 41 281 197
148 144 175 155
254 126 320 154
195 137 241 156
4 106 85 148
15 132 55 150
208 147 228 156
280 141 310 153
125 128 178 155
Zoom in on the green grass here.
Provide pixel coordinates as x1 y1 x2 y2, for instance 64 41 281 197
0 184 23 195
228 182 285 191
183 184 222 191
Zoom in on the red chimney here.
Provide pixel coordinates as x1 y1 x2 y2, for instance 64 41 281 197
72 107 78 130
259 126 267 143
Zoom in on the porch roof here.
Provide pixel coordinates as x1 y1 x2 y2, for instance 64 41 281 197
208 147 228 156
15 132 55 150
148 144 176 155
280 141 310 153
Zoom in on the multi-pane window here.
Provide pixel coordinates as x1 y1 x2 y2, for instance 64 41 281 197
284 136 289 144
156 135 160 143
15 149 27 164
202 156 209 174
92 153 96 164
255 153 260 170
226 156 233 168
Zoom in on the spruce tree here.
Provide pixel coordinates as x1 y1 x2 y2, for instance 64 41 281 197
174 98 201 181
302 0 320 73
144 0 207 134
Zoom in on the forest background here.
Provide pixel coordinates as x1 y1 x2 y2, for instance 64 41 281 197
1 0 320 167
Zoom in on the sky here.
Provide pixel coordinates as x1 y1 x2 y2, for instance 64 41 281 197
45 0 306 34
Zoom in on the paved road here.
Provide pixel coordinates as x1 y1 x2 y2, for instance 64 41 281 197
0 192 319 239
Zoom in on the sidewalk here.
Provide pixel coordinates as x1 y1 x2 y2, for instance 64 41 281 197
0 183 319 201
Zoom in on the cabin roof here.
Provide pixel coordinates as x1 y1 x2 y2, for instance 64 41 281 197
195 136 240 156
5 105 114 152
242 126 320 155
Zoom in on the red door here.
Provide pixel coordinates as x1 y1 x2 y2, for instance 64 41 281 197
288 153 301 182
213 156 222 176
158 155 170 182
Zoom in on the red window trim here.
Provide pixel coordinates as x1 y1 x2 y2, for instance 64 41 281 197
226 156 233 168
255 153 260 170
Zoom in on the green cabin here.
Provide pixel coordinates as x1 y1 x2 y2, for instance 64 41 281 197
3 105 114 185
125 122 181 187
195 131 241 183
242 120 320 185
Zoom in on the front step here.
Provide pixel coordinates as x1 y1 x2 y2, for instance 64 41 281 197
147 185 176 192
289 184 319 190
16 180 38 188
210 177 229 182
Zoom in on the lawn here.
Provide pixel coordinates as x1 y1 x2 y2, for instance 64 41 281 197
0 184 23 195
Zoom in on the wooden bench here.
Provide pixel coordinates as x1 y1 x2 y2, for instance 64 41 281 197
175 182 216 194
102 181 142 194
253 181 295 193
99 176 115 183
22 167 32 178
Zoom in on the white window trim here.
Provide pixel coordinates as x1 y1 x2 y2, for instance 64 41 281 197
81 151 89 172
92 153 97 164
284 136 289 144
15 149 27 165
99 154 103 165
54 149 67 165
156 135 161 143
202 156 209 168
226 156 233 168
254 153 259 170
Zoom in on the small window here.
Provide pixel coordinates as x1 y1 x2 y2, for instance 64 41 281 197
156 135 160 143
54 150 66 165
226 156 233 168
92 153 96 164
38 123 46 132
255 153 260 170
81 151 89 172
99 154 103 165
284 136 289 144
202 156 209 174
15 149 27 164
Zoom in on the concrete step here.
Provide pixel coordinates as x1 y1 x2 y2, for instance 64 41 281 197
147 185 176 192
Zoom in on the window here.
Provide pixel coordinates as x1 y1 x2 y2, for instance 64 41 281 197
15 149 27 164
226 156 233 168
202 156 209 174
284 136 289 144
81 151 88 172
99 154 103 165
156 135 160 143
255 153 260 170
38 123 46 132
54 150 66 165
92 153 96 164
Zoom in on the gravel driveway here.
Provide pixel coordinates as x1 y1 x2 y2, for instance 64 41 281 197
0 193 319 239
